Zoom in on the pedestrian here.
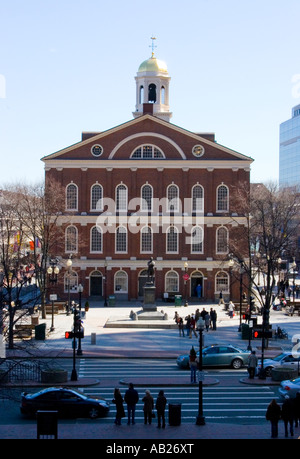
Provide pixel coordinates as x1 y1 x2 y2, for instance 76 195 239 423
173 311 179 324
185 314 191 337
228 301 235 318
281 395 295 437
293 392 300 428
247 350 258 379
178 317 185 337
210 309 217 330
156 389 167 428
112 387 125 425
124 382 139 425
219 290 224 305
266 399 281 438
189 346 197 383
189 314 198 338
204 312 210 332
142 390 154 425
196 283 202 298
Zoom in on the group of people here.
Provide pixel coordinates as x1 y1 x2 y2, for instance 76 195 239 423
174 308 218 337
112 383 167 428
266 393 300 438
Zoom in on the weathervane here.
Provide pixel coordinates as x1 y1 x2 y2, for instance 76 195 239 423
150 36 157 57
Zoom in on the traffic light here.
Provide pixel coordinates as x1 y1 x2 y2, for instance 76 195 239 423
252 330 272 339
65 331 74 339
65 330 84 339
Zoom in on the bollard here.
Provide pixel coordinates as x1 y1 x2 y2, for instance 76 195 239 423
91 333 96 345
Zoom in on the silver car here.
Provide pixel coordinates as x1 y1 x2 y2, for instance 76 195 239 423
257 352 300 377
278 377 300 400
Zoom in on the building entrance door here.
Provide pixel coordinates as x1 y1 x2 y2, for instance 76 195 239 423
90 271 103 296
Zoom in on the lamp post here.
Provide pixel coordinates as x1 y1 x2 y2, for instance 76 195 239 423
196 317 205 425
104 260 108 307
47 258 60 332
77 284 83 356
291 258 297 302
66 255 73 315
71 302 78 381
183 262 189 307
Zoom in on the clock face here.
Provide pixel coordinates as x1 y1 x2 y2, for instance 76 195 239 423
192 145 205 157
91 144 103 157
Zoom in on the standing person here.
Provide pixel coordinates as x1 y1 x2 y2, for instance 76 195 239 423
189 347 197 383
219 290 224 305
210 309 217 330
196 283 202 298
281 395 295 437
293 392 300 428
178 317 185 337
124 383 139 425
189 314 198 338
204 312 210 332
185 314 191 337
266 399 281 438
142 390 154 425
156 390 167 429
228 301 235 318
247 350 258 379
112 388 125 425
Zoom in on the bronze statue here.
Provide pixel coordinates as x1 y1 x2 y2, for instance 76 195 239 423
147 257 155 283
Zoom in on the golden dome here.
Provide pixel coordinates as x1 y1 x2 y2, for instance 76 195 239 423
138 55 168 74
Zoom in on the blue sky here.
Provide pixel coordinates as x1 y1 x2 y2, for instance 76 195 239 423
1 0 300 185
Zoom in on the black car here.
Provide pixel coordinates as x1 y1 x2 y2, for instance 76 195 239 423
20 387 109 419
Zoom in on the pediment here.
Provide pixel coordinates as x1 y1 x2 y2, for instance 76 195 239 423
41 115 253 164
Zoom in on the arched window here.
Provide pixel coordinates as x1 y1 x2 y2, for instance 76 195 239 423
65 225 78 253
90 226 102 253
141 226 153 253
148 83 156 103
165 271 179 293
131 145 164 159
116 226 127 253
139 85 144 104
91 184 103 211
161 86 165 104
215 271 229 293
115 270 128 293
216 226 228 253
116 184 127 211
217 184 229 212
66 183 78 210
141 184 153 211
191 226 203 253
192 184 204 212
167 184 179 212
64 270 78 293
166 226 178 253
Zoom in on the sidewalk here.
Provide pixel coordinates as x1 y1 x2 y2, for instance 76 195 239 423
2 300 299 440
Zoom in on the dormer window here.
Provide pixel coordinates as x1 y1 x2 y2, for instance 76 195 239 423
131 145 165 159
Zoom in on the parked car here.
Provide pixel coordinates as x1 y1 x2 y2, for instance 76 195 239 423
176 344 250 369
20 387 109 419
278 377 300 400
257 352 300 377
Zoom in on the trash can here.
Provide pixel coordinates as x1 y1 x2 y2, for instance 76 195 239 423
35 323 46 340
241 323 250 340
37 410 58 439
174 295 182 306
108 295 116 306
169 403 181 426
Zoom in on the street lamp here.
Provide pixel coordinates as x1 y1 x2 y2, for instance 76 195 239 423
77 284 83 356
196 317 205 425
183 262 189 307
47 258 60 332
291 258 297 301
104 260 108 307
66 255 73 315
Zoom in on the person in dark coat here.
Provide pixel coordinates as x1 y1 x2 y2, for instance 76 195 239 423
142 390 154 425
281 395 295 437
155 389 167 428
124 383 139 425
266 399 281 438
112 388 125 425
293 392 300 428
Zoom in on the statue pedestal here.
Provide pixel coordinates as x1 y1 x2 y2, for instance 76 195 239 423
136 282 165 321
